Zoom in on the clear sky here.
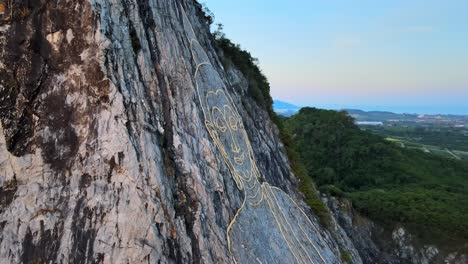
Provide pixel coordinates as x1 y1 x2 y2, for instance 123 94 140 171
203 0 468 114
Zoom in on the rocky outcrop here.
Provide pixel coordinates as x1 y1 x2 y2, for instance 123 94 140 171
326 196 468 264
0 0 361 263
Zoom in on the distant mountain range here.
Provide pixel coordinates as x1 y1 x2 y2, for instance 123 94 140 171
344 109 418 122
273 100 300 116
273 100 300 110
273 100 468 124
345 109 468 124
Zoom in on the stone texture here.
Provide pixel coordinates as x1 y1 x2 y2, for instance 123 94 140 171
0 0 360 263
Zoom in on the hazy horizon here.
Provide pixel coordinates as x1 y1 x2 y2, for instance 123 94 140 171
275 99 468 115
204 0 468 115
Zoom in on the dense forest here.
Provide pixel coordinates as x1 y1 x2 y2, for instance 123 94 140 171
286 108 468 244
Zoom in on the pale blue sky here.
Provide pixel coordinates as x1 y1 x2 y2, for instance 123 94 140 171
203 0 468 114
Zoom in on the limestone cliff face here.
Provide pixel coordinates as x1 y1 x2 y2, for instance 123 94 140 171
0 0 360 263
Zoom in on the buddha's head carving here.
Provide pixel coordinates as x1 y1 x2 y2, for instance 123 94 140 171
203 87 256 188
189 35 258 189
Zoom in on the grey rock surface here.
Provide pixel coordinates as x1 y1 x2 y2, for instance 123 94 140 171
0 0 358 263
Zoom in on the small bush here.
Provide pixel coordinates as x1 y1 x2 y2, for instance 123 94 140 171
340 248 353 263
194 1 214 25
320 185 345 198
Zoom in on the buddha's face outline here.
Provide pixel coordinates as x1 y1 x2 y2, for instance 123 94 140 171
189 36 258 189
202 89 255 187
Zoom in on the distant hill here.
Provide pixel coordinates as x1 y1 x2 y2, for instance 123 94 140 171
273 100 300 110
285 107 468 247
275 103 468 124
345 109 418 121
273 100 300 116
345 109 468 125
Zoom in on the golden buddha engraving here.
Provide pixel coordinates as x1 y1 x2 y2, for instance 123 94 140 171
180 6 333 264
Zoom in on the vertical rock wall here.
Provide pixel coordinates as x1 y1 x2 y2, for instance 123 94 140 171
0 0 360 263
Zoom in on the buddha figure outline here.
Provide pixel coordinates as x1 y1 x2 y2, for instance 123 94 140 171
180 7 334 264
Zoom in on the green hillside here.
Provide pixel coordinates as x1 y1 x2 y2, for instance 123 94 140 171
285 107 468 244
211 23 468 245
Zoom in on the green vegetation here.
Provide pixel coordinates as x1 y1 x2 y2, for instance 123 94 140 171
286 107 468 244
214 25 273 113
212 28 330 226
340 248 353 264
363 125 468 152
196 1 215 25
380 136 468 162
274 116 331 226
363 125 468 163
